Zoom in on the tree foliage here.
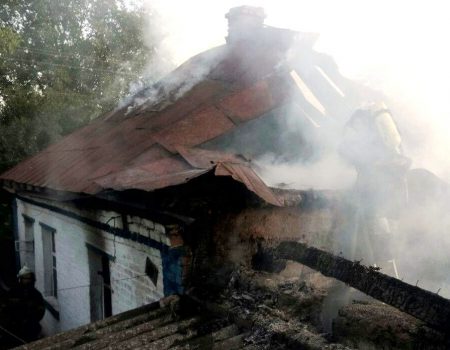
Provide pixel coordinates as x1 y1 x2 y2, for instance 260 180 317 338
0 0 156 172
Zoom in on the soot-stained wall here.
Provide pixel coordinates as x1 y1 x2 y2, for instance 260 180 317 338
14 194 186 335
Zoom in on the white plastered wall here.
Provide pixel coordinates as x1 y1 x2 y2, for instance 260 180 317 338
15 196 168 335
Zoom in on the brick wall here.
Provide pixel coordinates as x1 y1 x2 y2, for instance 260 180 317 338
213 205 336 267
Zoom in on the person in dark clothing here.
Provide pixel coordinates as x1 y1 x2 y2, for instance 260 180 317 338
4 266 45 343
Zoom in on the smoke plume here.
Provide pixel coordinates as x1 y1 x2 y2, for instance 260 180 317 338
134 1 450 298
140 0 450 180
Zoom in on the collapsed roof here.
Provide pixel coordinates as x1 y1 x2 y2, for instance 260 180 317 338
0 6 377 206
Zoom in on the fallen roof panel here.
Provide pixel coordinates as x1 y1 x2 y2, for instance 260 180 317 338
215 162 283 206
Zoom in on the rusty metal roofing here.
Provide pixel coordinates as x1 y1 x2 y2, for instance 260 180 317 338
0 26 361 206
215 163 283 206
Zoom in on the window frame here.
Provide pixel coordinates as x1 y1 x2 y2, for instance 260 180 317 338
39 222 58 299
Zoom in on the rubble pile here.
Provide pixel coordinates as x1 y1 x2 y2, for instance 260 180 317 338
191 268 352 349
193 248 450 350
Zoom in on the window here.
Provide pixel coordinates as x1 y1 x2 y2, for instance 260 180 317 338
51 231 57 298
145 257 158 286
17 215 35 271
40 223 57 298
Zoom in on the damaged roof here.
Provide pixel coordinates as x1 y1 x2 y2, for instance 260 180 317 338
14 279 353 350
13 296 250 350
14 296 256 350
0 21 371 206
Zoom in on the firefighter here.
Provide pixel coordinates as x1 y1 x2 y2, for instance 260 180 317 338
5 266 45 342
340 102 410 275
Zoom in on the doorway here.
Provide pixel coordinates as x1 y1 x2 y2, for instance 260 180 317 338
87 245 112 321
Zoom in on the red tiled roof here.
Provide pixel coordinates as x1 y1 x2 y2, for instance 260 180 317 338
0 27 360 206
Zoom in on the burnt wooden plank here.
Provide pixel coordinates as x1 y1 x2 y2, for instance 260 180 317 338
272 241 450 332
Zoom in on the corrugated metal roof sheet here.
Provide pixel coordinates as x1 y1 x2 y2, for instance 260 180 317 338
0 25 357 206
218 80 278 123
175 146 246 169
215 163 283 206
153 105 235 153
1 74 288 204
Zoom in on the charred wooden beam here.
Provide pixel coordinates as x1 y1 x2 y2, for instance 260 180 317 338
271 241 450 332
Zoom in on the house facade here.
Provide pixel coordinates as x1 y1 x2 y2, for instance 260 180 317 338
13 193 187 334
1 6 375 336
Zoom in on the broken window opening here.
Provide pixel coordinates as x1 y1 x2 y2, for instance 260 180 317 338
145 257 159 287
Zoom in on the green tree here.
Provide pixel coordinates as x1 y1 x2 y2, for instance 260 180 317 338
0 0 158 172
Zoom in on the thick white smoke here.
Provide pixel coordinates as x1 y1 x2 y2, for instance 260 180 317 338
142 0 450 181
135 1 450 298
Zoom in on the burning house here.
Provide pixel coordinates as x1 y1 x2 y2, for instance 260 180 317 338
1 6 450 349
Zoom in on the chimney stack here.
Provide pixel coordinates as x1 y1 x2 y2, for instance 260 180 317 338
225 6 266 44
